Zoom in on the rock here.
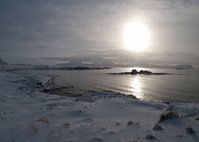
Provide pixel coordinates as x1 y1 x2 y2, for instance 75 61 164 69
63 123 70 128
72 66 90 70
195 117 199 120
186 127 195 134
127 121 139 126
110 69 170 75
145 135 156 140
153 124 163 131
131 69 152 75
37 117 49 123
115 122 121 126
127 121 134 126
139 70 152 75
159 111 180 122
163 102 170 104
131 69 138 74
176 134 183 138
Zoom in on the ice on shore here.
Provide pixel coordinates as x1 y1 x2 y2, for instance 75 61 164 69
0 71 198 142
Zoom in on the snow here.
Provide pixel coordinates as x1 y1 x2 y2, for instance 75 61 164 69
0 69 199 142
0 57 7 65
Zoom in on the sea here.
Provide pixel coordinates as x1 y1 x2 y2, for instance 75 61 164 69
20 67 199 103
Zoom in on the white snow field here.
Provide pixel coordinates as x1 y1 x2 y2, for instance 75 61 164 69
0 70 199 142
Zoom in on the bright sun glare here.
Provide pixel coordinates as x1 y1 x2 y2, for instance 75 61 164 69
123 21 150 52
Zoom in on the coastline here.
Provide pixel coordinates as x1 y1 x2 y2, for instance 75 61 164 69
0 71 198 142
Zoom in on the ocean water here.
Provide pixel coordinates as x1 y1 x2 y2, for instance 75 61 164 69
20 68 199 103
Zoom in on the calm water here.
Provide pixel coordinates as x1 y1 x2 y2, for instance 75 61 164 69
20 68 199 103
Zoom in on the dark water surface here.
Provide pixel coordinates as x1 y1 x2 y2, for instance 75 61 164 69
19 68 199 103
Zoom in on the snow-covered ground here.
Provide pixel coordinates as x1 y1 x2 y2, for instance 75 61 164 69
0 70 199 142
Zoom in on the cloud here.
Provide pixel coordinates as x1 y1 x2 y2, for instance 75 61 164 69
0 0 199 65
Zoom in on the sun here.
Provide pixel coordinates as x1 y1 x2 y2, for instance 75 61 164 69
123 21 150 52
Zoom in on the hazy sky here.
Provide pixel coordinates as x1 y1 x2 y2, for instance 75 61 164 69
0 0 199 66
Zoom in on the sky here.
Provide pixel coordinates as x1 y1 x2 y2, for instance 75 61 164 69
0 0 199 66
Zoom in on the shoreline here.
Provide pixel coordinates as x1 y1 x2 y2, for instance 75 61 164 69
0 71 198 142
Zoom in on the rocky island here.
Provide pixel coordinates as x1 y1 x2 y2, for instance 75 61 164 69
110 69 171 75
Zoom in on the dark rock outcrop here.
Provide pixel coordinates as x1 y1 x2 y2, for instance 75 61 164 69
159 111 180 122
139 70 152 75
186 127 195 134
110 69 170 75
153 124 163 131
145 135 156 140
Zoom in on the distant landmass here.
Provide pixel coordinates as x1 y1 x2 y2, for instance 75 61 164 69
0 56 195 71
110 69 171 75
0 63 111 71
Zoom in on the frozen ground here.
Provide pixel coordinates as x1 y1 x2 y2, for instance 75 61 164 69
0 70 199 142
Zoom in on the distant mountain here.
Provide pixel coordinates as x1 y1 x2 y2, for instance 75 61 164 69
0 57 7 65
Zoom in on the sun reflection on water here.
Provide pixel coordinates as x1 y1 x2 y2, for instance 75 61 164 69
130 76 144 99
